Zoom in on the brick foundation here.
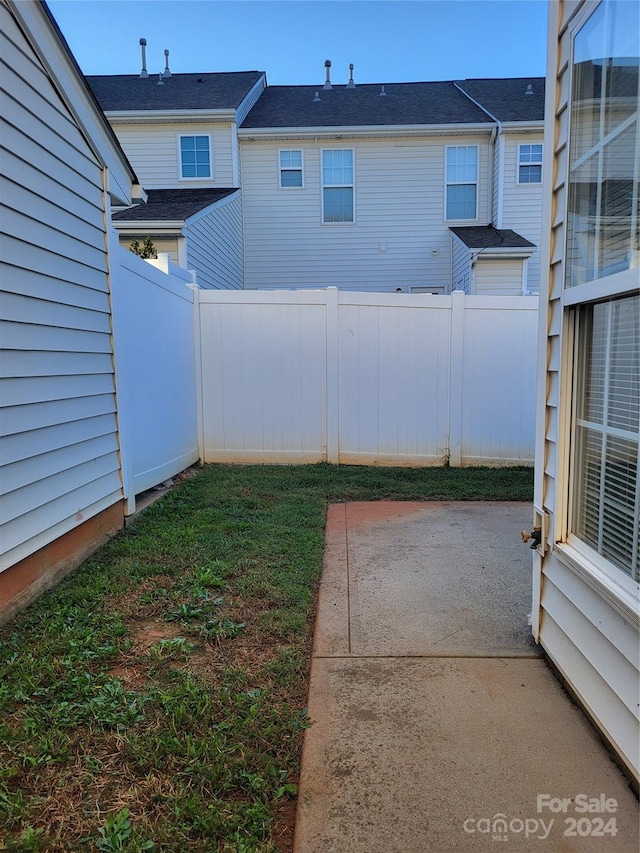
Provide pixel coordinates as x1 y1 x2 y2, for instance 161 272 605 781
0 501 125 626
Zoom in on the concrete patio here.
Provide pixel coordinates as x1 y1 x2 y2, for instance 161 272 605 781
294 502 639 852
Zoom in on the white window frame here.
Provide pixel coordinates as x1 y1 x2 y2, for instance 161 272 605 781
177 133 212 180
278 149 304 189
517 143 543 185
321 148 355 224
559 0 640 586
444 145 478 221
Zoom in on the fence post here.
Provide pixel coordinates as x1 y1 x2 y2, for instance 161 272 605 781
449 290 465 467
189 285 205 465
325 287 340 463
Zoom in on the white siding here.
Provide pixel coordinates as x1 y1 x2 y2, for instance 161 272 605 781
501 132 544 292
111 121 236 189
241 136 491 292
534 0 639 783
0 2 121 571
186 192 243 289
451 234 471 293
473 258 523 294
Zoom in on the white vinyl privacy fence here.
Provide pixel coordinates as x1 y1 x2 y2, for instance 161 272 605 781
195 289 538 467
111 248 199 513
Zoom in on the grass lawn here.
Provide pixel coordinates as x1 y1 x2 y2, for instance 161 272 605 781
0 463 533 852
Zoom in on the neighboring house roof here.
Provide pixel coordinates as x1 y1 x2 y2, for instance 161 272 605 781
240 77 546 129
450 226 536 250
454 78 545 122
240 81 492 128
86 72 264 112
113 188 237 222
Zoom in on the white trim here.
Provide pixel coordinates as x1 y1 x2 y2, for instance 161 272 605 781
321 147 355 225
278 148 304 189
516 142 543 185
230 123 239 186
444 144 479 222
239 123 495 141
496 133 505 228
554 539 640 625
177 132 213 181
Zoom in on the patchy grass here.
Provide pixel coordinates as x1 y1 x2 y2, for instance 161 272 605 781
0 463 532 852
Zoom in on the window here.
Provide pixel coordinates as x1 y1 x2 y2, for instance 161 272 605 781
565 0 639 579
322 149 354 222
572 296 639 577
518 144 543 183
179 135 211 179
445 146 478 220
279 150 303 187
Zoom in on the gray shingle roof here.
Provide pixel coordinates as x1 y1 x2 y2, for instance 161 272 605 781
112 189 237 222
240 81 491 128
454 78 545 122
450 226 536 250
87 72 264 112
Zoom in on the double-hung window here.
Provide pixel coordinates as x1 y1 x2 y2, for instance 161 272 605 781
565 0 639 579
445 146 478 220
518 144 543 183
279 150 303 187
322 149 354 222
179 135 211 179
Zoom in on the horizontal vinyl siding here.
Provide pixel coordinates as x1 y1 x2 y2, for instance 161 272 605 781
186 193 243 289
501 132 544 293
537 0 639 783
473 258 523 295
0 3 121 572
540 554 639 780
451 235 471 293
112 122 236 189
242 137 491 292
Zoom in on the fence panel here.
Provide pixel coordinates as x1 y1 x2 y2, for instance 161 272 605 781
110 246 199 511
457 294 539 465
338 293 451 465
198 290 328 463
197 288 539 467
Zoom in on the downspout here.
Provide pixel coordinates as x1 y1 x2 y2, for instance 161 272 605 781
452 82 503 225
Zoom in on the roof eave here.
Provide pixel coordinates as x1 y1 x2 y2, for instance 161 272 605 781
470 246 536 257
113 220 186 232
106 108 237 125
238 122 495 139
501 120 545 131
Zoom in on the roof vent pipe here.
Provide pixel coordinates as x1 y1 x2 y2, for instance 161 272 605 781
323 59 332 90
379 85 387 96
139 38 148 78
346 63 356 88
525 83 534 95
163 49 171 78
313 90 321 102
157 72 164 86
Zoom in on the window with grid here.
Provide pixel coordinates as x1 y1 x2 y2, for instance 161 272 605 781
445 146 478 220
279 150 303 187
322 150 354 223
518 144 543 183
179 135 211 179
566 0 639 581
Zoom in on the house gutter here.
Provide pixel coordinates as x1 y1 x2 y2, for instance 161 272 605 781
105 109 237 125
237 122 495 140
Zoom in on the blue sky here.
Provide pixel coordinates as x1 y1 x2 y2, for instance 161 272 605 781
47 0 549 85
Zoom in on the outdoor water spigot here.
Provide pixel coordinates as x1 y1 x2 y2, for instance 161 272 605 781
521 528 542 549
